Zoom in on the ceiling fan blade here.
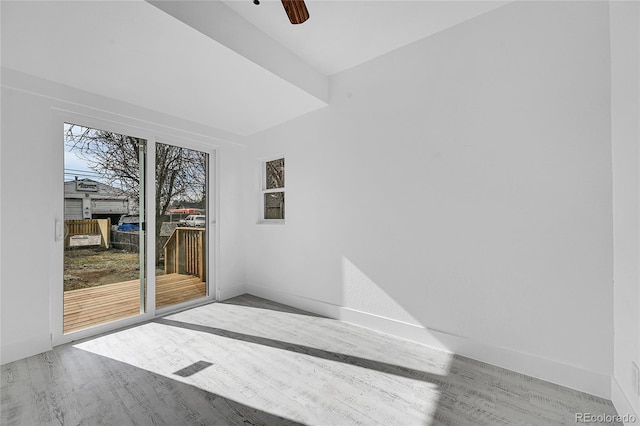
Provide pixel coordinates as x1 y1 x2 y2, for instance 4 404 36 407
281 0 309 25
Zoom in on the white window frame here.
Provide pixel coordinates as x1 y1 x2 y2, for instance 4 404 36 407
259 156 285 224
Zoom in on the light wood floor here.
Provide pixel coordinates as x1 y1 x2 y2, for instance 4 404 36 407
3 295 622 425
64 273 206 333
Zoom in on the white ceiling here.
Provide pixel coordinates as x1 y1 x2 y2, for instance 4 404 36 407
1 0 326 136
222 0 509 75
2 0 510 136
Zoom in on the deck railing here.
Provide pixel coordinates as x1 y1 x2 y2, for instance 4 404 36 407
163 227 205 281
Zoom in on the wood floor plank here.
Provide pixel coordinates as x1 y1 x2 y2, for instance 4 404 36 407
63 274 206 333
2 295 624 426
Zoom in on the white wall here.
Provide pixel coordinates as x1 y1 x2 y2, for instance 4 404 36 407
610 0 640 417
1 0 633 411
0 69 246 364
242 1 614 396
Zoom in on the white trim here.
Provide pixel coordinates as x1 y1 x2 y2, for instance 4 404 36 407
54 310 155 347
339 306 611 399
51 111 65 348
154 137 218 305
1 73 243 148
155 298 216 318
246 284 342 318
53 113 156 346
257 156 285 224
145 136 157 312
256 221 286 226
1 336 52 366
612 377 639 425
155 295 214 317
245 284 612 399
212 150 221 301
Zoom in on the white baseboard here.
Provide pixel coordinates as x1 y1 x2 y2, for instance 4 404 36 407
245 284 611 399
1 336 51 366
217 284 247 301
611 377 639 425
341 305 611 399
246 284 341 318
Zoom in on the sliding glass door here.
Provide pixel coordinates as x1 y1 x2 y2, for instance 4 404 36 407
154 142 209 309
63 123 146 334
60 125 213 338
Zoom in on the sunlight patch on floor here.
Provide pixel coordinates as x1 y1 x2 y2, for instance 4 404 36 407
73 305 451 425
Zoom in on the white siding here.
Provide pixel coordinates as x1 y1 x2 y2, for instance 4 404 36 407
63 199 82 220
91 199 128 214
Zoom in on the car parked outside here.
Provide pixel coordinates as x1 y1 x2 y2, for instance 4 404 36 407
181 215 206 227
116 214 140 231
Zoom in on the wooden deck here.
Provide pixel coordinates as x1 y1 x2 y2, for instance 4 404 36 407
64 273 206 333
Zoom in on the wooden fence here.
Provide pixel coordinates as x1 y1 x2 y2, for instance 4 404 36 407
163 227 205 281
65 219 111 248
110 230 140 252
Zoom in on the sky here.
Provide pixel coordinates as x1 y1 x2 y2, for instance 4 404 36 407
63 123 105 183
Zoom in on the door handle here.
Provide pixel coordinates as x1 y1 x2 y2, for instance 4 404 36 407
55 219 63 241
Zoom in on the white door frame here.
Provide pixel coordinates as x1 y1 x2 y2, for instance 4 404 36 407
153 137 218 316
51 109 218 347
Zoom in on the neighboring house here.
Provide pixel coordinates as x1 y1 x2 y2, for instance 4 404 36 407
64 178 133 221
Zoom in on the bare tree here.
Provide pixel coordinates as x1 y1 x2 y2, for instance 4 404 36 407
264 158 284 219
265 158 284 189
65 125 207 263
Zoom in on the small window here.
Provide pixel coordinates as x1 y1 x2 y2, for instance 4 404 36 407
262 158 285 221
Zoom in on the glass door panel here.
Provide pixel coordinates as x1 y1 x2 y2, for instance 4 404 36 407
155 143 208 309
63 123 146 334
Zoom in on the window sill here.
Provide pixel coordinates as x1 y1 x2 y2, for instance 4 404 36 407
257 220 285 225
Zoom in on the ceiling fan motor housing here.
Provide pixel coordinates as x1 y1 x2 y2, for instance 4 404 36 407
282 0 309 25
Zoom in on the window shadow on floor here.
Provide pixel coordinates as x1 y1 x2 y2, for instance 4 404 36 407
155 317 447 385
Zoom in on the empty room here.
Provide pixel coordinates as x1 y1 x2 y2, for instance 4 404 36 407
1 0 639 424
